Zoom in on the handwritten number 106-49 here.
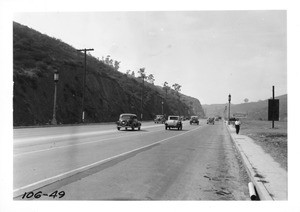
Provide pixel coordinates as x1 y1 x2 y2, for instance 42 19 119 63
22 191 65 199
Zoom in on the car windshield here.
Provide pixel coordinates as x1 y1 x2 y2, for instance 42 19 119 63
169 116 179 120
120 115 136 120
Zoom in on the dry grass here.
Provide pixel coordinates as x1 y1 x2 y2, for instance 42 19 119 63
239 120 287 171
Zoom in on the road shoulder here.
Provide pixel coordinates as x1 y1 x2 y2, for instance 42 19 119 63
225 122 287 200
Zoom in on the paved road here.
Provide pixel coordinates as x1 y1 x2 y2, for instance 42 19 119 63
14 120 250 200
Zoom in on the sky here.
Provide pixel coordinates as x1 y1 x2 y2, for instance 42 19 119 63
13 10 287 105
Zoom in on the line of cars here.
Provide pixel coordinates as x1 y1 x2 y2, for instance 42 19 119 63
116 113 221 131
115 113 183 131
116 113 203 131
206 116 222 125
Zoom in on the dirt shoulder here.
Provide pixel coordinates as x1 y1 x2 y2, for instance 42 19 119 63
237 120 287 171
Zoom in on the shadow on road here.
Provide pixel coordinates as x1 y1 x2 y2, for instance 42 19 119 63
116 129 150 132
164 129 189 132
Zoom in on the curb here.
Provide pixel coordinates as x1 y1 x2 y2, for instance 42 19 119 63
224 122 273 200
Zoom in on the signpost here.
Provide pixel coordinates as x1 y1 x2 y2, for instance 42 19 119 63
268 86 279 128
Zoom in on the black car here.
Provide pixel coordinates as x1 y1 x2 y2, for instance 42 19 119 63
190 116 199 125
207 117 215 125
154 115 166 124
116 113 141 131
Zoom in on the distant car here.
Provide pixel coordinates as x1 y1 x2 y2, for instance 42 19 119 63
207 117 215 125
190 116 199 125
165 115 182 130
228 117 237 125
154 115 166 124
116 113 141 131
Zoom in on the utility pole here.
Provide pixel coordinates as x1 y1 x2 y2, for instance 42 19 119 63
162 99 164 115
77 48 94 123
139 68 146 121
141 75 145 120
272 86 275 129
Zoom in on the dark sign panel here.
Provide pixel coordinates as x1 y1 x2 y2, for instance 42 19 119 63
268 99 279 121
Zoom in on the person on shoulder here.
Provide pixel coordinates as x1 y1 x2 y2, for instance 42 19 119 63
234 118 241 134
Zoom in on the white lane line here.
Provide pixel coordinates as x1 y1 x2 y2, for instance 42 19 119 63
14 129 165 157
13 126 201 196
13 124 162 143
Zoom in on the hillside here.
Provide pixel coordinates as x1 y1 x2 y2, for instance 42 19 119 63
13 22 205 126
202 94 287 121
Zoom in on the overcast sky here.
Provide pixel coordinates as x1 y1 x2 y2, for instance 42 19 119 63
13 11 286 104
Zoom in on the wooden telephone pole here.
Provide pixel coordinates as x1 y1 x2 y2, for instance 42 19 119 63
77 48 94 123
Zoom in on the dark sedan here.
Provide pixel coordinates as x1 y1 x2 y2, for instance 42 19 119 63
116 113 141 131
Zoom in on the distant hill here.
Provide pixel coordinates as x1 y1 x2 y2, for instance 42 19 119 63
202 94 287 121
13 22 205 126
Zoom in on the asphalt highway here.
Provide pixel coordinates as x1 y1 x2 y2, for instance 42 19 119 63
14 120 250 200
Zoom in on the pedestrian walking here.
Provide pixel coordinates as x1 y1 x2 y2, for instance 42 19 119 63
235 118 241 134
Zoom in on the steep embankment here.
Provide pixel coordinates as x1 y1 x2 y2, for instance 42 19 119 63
13 22 205 126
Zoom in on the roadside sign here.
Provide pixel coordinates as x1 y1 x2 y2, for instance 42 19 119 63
268 99 279 121
233 113 247 118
